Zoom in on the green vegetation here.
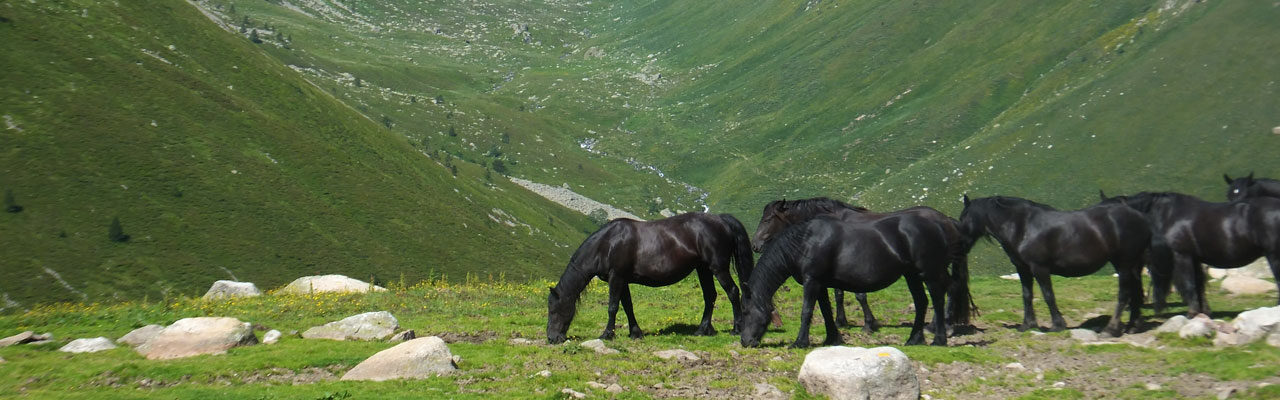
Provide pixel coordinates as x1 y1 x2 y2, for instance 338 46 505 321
2 276 1278 398
0 1 596 306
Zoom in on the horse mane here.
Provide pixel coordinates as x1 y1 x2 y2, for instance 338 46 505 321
747 218 815 305
777 197 869 215
988 195 1056 211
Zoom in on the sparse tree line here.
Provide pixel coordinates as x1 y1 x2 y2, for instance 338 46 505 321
4 189 131 243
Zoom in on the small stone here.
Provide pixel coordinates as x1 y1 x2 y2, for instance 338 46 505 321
509 338 539 345
561 388 586 399
389 330 416 342
0 331 34 347
201 280 262 300
653 383 665 389
1155 315 1189 334
1004 362 1026 371
263 330 282 345
1069 329 1097 342
1179 317 1215 339
1218 386 1237 399
771 356 784 362
1053 381 1066 388
580 339 619 355
59 337 117 353
754 382 785 399
999 273 1019 280
535 370 551 378
606 383 624 394
1273 126 1280 135
587 381 607 390
1146 383 1163 390
653 349 700 362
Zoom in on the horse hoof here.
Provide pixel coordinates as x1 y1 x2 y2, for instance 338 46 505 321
822 338 843 346
1047 325 1066 333
629 329 644 339
694 327 716 336
930 339 947 346
789 341 811 349
599 331 615 340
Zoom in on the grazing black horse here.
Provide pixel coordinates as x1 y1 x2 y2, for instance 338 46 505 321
1100 191 1280 316
547 212 753 344
1226 173 1280 201
959 195 1150 335
751 198 974 332
740 214 953 348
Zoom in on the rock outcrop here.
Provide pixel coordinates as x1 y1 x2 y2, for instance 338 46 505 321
202 280 263 300
277 275 386 295
302 311 399 341
135 317 258 360
59 337 117 353
340 336 459 381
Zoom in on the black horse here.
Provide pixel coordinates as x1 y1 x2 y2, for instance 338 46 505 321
547 212 753 344
740 214 954 348
1100 191 1280 316
751 198 974 332
959 195 1150 335
1226 173 1280 201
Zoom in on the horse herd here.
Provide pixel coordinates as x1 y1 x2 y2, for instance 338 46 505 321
546 173 1280 348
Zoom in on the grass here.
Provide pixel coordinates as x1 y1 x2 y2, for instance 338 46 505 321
2 275 1279 398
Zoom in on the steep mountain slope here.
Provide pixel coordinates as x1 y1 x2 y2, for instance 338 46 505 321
0 1 595 306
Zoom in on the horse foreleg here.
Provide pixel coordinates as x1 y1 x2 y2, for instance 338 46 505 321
712 268 742 334
694 268 718 336
833 289 848 327
619 283 643 339
791 282 821 348
855 292 880 333
1125 265 1145 333
1192 261 1211 317
925 277 948 346
1170 255 1204 317
1014 262 1039 331
600 280 623 340
1032 266 1066 332
1269 255 1280 306
904 275 929 346
815 285 842 346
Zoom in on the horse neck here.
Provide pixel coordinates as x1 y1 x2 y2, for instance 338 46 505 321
747 241 799 309
552 266 592 304
974 203 1030 243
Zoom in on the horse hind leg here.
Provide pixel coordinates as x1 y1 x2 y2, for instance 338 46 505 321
711 266 742 334
617 283 643 339
1103 263 1141 337
855 292 880 333
1013 263 1039 331
903 275 930 345
1268 255 1280 306
694 267 718 336
834 289 848 327
925 277 948 346
600 280 624 340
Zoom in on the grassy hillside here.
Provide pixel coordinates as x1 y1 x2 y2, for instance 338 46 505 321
0 1 597 307
2 276 1279 398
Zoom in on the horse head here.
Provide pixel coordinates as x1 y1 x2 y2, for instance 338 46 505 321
546 286 575 344
751 200 791 253
1225 172 1255 202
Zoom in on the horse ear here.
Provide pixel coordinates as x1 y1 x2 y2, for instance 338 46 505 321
1248 171 1255 182
962 194 971 207
1099 190 1107 201
1224 174 1233 184
778 199 788 211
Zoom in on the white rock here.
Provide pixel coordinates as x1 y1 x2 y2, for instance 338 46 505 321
118 325 165 347
1068 329 1097 342
0 331 34 347
1179 315 1216 339
509 338 539 345
303 311 399 341
277 275 386 295
1155 316 1189 334
59 337 117 353
580 339 618 355
1146 382 1163 390
1225 258 1276 280
561 388 586 399
136 317 257 360
341 337 458 381
202 280 262 300
606 383 624 394
999 273 1020 281
389 330 416 342
1004 362 1026 371
754 382 785 399
535 370 551 378
1053 381 1066 388
653 349 699 361
797 346 919 400
1229 305 1280 344
587 381 608 390
262 330 282 345
1222 276 1277 295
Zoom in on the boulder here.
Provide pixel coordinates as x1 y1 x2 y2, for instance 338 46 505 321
653 349 699 362
1230 306 1280 344
797 346 919 400
202 280 262 300
1155 315 1189 334
755 382 786 399
302 311 399 341
1179 315 1216 339
340 336 458 381
580 339 618 355
59 337 117 353
117 325 165 347
0 331 34 347
263 330 282 345
277 275 386 295
1222 276 1276 295
136 317 258 360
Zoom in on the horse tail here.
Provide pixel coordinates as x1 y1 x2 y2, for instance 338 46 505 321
944 218 977 326
719 213 755 297
1146 242 1176 313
